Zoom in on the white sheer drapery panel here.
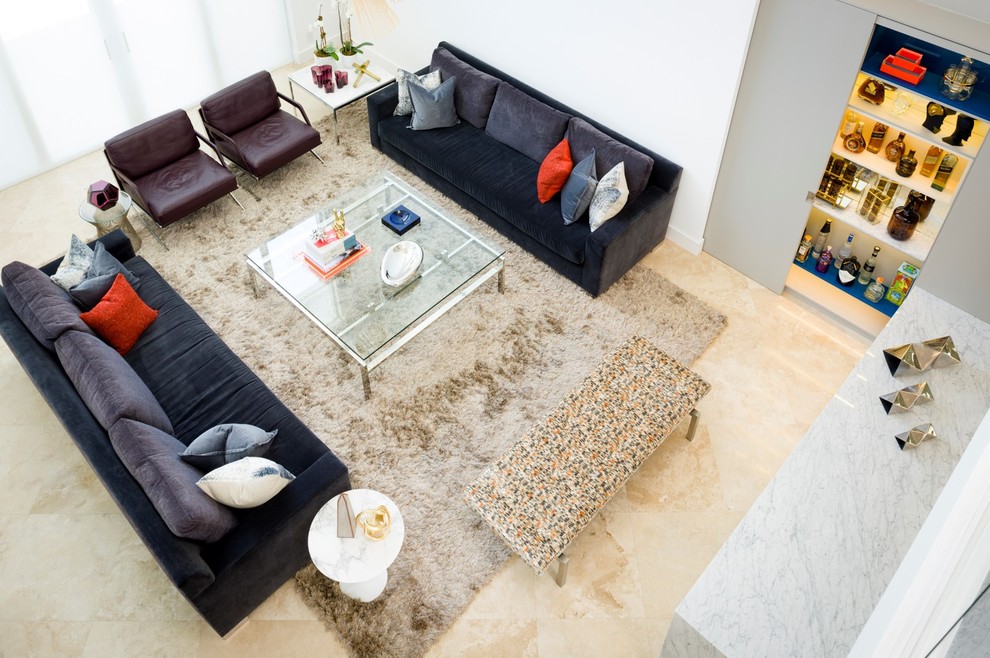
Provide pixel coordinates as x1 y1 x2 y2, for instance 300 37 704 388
0 0 292 190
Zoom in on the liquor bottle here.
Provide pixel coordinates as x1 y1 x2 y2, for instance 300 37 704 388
858 245 880 285
840 110 859 138
795 234 813 263
931 153 958 192
843 123 866 153
835 232 855 269
864 277 886 303
858 78 885 105
885 132 907 162
815 246 833 273
895 149 918 177
837 254 861 286
919 146 942 177
866 122 888 154
887 193 922 240
914 192 935 221
810 218 832 260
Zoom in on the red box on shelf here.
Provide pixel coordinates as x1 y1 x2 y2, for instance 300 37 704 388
881 48 927 85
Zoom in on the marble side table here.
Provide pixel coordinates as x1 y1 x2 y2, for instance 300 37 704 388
78 190 142 252
308 488 404 602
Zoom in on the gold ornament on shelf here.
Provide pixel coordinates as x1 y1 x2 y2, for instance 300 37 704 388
356 505 391 541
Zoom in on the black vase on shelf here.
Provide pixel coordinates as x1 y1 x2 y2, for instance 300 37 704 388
943 115 975 146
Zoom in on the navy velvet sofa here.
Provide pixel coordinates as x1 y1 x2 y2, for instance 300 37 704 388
367 41 682 297
0 231 350 636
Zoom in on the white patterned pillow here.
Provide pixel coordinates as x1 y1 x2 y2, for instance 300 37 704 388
589 162 629 232
394 68 442 117
196 456 294 508
50 234 95 290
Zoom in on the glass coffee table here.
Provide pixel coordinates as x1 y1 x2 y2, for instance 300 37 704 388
246 172 505 398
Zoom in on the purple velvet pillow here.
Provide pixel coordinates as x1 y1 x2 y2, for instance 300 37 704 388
1 261 93 351
565 117 654 201
110 418 237 542
430 47 500 129
485 82 571 163
55 329 173 434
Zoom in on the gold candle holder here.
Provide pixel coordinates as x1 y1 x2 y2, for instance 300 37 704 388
356 505 391 541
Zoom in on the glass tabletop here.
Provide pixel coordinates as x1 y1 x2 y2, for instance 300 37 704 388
246 172 505 366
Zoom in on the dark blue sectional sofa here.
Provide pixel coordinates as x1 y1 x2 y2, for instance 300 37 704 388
0 231 350 636
368 41 682 297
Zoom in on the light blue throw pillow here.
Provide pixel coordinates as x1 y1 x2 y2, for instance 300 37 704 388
561 150 598 225
408 76 458 131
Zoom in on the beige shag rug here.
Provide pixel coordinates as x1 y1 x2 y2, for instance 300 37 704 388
134 103 726 657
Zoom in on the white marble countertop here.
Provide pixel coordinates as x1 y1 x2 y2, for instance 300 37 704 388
308 488 404 584
665 288 990 657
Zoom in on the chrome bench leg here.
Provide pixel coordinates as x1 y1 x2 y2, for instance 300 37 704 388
554 553 569 587
310 150 326 164
686 408 701 442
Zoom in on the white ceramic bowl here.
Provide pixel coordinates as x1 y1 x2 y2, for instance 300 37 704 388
380 241 424 287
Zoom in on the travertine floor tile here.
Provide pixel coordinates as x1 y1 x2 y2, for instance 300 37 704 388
631 511 746 620
195 620 346 657
80 621 202 658
536 618 652 657
426 619 538 657
0 621 91 657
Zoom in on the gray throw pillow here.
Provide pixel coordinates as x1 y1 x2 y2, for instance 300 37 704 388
1 261 93 351
565 117 655 201
110 418 237 543
430 47 501 129
561 151 598 225
394 68 442 117
55 329 173 434
408 76 458 131
180 424 278 471
69 242 140 309
50 234 95 291
485 82 571 163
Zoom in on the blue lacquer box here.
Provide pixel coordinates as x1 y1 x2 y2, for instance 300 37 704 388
381 205 421 235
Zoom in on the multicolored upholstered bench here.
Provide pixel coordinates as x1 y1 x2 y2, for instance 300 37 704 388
464 335 711 586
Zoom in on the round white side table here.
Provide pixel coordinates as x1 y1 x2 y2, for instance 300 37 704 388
78 190 142 252
308 488 404 602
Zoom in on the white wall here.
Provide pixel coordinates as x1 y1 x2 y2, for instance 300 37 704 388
286 0 761 254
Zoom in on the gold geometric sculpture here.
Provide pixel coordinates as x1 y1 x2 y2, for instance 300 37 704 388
922 336 961 369
895 423 938 450
883 343 936 376
879 382 934 415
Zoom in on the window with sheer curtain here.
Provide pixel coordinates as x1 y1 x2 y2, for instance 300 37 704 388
0 0 292 189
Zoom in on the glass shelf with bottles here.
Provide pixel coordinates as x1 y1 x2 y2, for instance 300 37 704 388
845 71 986 161
792 211 922 319
809 152 942 263
831 113 968 202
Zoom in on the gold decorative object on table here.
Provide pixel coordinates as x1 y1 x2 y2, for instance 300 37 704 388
352 60 381 88
356 505 391 540
879 382 934 415
895 423 938 450
921 336 961 368
331 209 346 237
883 343 936 376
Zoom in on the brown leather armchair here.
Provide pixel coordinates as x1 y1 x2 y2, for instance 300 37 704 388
199 71 323 179
104 110 239 230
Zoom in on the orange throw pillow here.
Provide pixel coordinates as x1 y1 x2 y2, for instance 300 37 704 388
80 273 158 355
537 138 573 203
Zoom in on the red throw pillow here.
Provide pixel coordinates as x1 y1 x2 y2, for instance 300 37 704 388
80 273 158 355
537 138 573 203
